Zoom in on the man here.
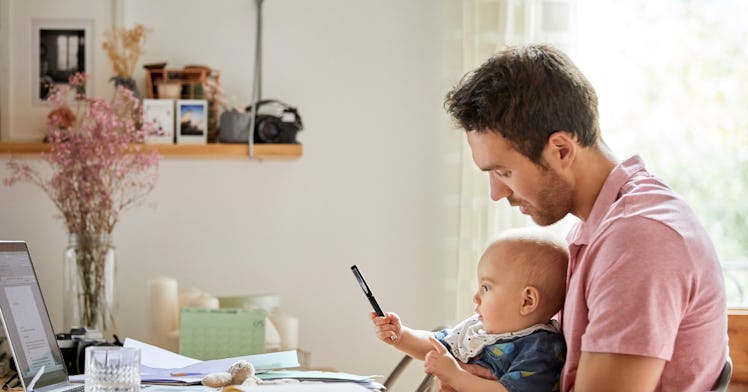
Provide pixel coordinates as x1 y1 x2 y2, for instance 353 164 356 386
442 44 727 391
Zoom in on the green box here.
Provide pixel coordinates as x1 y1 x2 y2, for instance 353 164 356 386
179 307 266 360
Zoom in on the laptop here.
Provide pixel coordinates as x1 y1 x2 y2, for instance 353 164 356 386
0 241 84 392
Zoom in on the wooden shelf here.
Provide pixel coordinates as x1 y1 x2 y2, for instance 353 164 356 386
0 142 302 160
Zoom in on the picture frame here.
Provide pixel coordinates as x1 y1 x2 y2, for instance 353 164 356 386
142 99 175 144
176 99 208 144
32 18 94 105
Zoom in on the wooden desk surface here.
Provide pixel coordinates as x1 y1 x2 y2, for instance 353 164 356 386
1 372 22 392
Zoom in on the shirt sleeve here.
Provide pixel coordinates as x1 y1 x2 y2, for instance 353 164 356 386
581 215 692 360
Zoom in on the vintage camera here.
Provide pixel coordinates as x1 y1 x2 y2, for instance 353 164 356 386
247 100 304 144
56 328 117 375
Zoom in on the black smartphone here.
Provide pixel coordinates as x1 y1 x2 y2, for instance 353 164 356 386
350 265 385 317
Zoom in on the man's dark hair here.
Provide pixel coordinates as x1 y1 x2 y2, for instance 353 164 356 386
444 44 599 165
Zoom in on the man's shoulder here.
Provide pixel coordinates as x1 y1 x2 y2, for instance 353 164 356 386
597 171 706 242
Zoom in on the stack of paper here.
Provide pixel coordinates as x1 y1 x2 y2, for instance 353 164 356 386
258 370 384 391
70 338 299 385
70 339 384 391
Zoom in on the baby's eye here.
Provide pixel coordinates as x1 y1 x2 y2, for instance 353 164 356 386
481 284 490 292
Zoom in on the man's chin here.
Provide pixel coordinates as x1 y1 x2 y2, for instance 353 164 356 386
529 213 566 227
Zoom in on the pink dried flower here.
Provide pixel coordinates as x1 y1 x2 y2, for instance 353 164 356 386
4 72 160 235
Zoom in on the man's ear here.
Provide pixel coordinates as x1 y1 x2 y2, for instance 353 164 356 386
520 286 540 316
545 131 576 170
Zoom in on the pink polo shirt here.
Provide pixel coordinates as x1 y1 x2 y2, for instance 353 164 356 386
561 156 727 392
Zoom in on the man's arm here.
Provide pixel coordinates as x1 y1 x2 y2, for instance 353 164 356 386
435 362 498 392
574 352 665 392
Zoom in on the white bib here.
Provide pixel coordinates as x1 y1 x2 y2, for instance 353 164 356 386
442 315 560 362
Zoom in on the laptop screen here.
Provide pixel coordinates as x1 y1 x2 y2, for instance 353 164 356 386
0 242 70 389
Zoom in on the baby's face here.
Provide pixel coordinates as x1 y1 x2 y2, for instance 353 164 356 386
473 244 526 334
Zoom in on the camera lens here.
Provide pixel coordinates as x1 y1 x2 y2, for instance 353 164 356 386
256 117 281 143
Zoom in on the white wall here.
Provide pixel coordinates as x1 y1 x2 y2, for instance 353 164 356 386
1 0 462 389
0 0 115 140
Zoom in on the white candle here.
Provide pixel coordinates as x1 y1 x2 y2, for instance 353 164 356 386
178 287 204 309
148 276 179 352
269 312 299 351
265 317 281 352
189 293 219 309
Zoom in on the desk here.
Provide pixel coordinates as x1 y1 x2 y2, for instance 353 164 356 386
1 372 22 392
0 373 381 392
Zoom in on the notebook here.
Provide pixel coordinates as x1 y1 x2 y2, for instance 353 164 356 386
0 241 84 392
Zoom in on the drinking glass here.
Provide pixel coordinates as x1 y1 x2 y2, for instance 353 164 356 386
84 346 140 392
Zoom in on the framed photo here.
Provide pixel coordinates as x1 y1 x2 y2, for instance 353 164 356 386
176 99 208 144
142 99 175 144
32 19 94 104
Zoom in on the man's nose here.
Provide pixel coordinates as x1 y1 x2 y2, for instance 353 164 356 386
489 174 512 201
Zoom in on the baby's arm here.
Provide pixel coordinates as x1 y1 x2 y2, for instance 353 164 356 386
425 336 508 392
370 311 436 360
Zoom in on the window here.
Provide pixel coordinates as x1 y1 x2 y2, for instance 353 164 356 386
574 0 748 306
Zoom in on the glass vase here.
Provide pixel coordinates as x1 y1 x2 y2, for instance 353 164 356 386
110 76 140 99
63 233 118 340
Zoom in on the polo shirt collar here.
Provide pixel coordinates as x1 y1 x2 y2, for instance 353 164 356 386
569 155 647 246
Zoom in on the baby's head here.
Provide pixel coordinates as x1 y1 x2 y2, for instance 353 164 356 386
473 228 568 334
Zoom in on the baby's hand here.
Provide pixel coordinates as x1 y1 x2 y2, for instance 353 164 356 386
424 336 461 384
370 311 401 344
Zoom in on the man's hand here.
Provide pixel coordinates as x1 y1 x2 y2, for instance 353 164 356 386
433 378 457 392
459 362 497 381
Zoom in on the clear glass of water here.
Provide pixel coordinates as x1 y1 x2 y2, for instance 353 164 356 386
84 347 140 392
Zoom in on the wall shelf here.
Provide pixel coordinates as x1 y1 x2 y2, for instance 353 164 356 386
0 142 302 160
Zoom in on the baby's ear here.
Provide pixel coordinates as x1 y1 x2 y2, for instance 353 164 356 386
519 286 540 316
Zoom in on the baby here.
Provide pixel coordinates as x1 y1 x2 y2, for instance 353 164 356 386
371 228 568 391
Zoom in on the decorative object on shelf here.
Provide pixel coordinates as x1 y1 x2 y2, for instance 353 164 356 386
3 72 160 340
144 66 224 143
176 99 208 144
247 100 303 144
217 101 303 144
144 67 217 100
201 69 226 143
110 76 140 99
217 110 252 144
102 23 151 98
142 99 175 144
156 82 181 99
143 62 167 71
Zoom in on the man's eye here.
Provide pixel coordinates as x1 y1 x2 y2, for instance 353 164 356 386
494 170 511 178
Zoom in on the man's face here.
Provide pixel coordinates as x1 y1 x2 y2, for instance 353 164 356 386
466 131 574 226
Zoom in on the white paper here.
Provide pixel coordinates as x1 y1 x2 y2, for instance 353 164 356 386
225 383 373 391
117 338 298 384
124 337 199 369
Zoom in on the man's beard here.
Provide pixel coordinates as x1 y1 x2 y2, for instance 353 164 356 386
510 168 573 226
